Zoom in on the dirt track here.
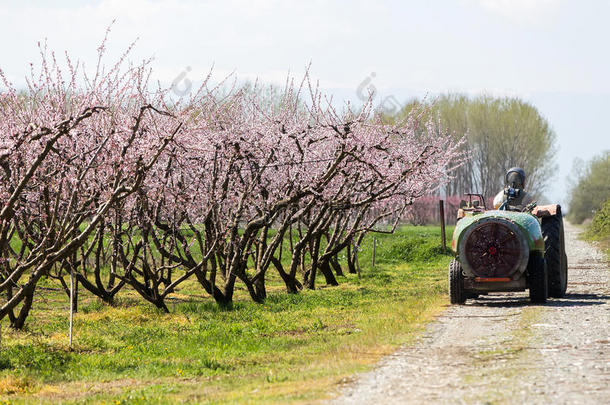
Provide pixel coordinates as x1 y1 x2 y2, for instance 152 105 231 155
332 223 610 404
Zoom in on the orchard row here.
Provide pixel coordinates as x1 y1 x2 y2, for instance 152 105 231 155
0 37 463 328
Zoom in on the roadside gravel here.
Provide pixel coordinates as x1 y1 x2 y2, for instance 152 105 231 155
331 222 609 404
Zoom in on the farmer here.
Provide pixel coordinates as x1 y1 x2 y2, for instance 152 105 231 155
493 167 534 209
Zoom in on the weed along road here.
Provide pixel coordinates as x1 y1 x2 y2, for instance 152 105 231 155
332 222 610 404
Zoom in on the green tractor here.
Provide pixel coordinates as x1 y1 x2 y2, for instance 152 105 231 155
449 192 568 304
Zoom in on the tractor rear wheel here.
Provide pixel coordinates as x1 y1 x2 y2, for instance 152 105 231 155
449 259 466 304
542 214 568 298
528 252 548 303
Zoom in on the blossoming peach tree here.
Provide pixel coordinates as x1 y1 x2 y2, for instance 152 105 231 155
0 34 464 327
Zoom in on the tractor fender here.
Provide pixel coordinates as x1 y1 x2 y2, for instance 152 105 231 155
532 204 562 218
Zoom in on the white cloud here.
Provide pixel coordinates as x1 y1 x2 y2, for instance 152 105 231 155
466 0 562 26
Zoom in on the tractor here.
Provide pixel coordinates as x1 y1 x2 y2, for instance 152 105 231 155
449 191 568 304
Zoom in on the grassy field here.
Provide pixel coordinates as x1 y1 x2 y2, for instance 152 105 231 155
0 225 454 404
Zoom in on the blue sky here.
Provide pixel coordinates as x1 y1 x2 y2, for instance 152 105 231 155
1 0 608 207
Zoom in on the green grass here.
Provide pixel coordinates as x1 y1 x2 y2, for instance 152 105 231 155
583 199 610 258
0 225 454 404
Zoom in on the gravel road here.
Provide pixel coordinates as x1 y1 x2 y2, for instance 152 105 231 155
332 222 609 404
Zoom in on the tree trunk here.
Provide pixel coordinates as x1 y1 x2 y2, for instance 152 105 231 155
347 242 357 274
194 268 232 305
252 276 267 302
77 273 115 305
6 287 16 325
271 256 302 293
155 299 170 313
221 272 237 306
305 264 316 290
319 260 339 286
11 285 35 330
330 255 343 276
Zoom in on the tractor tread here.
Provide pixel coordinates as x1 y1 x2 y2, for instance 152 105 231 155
449 259 466 304
541 215 568 298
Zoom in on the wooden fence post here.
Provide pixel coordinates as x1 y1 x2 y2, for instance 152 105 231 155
354 242 361 280
440 200 446 253
69 267 75 349
372 237 376 268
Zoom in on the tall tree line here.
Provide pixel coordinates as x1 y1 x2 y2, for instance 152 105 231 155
392 94 557 199
567 151 610 224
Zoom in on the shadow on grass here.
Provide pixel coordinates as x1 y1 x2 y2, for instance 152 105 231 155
469 292 609 308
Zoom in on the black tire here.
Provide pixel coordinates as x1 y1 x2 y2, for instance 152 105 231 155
541 214 568 298
528 252 548 303
449 259 466 304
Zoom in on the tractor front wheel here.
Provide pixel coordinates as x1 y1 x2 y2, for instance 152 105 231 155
449 259 466 304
